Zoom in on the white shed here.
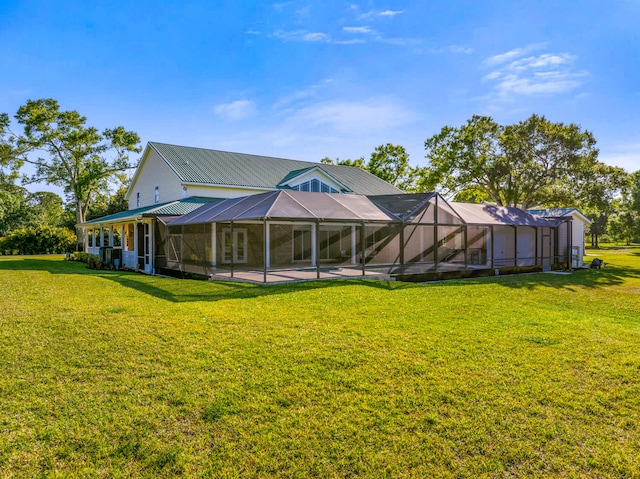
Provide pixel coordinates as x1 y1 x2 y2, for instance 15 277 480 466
527 208 591 268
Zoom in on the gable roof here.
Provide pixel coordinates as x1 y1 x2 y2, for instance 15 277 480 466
147 142 402 195
527 208 591 224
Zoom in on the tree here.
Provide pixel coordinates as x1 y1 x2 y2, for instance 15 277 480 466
322 144 419 191
1 99 141 248
608 210 640 245
422 114 607 209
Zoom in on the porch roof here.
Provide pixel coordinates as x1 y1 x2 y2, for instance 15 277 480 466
79 197 223 227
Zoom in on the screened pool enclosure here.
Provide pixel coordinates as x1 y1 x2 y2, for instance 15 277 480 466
154 191 574 283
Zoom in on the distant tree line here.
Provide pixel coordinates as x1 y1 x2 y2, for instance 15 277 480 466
2 100 638 252
325 114 639 246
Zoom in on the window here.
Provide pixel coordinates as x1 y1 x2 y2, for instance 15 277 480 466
291 180 339 194
154 186 159 204
136 192 140 207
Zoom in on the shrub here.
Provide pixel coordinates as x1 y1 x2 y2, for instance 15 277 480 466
67 252 105 269
0 226 76 255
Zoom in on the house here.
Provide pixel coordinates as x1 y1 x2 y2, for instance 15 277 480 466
80 142 402 273
527 208 591 268
80 142 575 282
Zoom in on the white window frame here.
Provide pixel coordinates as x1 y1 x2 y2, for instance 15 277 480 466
154 186 160 204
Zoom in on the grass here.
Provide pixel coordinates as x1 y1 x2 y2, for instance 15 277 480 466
1 247 639 478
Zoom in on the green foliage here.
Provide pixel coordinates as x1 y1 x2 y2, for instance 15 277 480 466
423 114 622 209
608 211 640 245
1 98 141 246
323 144 420 191
0 225 75 255
0 180 65 236
1 250 640 477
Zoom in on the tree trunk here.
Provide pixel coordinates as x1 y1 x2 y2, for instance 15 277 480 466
75 200 86 251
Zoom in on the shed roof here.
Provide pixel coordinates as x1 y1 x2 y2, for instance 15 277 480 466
527 208 591 224
451 203 558 226
148 142 402 195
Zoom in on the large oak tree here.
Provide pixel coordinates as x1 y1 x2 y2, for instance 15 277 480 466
421 114 621 209
1 99 141 248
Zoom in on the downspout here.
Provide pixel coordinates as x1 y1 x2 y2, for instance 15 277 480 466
400 220 405 276
263 218 267 284
434 195 439 272
316 219 321 280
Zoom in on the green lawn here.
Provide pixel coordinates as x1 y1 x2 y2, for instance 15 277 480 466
1 248 639 478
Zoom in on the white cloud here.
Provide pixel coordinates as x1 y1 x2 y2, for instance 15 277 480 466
213 100 257 121
245 29 260 35
484 43 547 66
343 26 375 34
430 44 474 54
273 29 330 42
481 45 588 101
379 10 404 16
287 98 417 134
357 8 404 19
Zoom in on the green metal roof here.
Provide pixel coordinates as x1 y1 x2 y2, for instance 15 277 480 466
80 197 222 226
149 142 402 195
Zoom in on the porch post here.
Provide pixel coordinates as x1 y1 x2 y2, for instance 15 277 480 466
133 224 139 268
399 222 405 276
311 222 317 267
513 225 518 267
120 225 124 249
567 218 573 270
263 219 268 283
490 225 495 270
100 227 105 247
83 227 89 252
464 225 468 271
230 220 234 278
149 220 154 274
212 223 217 268
361 222 366 276
351 225 356 265
315 220 320 279
434 195 439 272
535 226 539 267
108 226 114 247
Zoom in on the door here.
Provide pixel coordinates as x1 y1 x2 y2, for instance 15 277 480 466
137 223 150 270
293 227 312 262
222 228 247 263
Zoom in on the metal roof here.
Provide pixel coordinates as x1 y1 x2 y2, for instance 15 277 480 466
527 208 591 224
451 203 558 226
79 197 223 227
170 190 398 225
149 142 402 195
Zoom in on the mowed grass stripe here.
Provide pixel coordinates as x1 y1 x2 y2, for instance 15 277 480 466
0 248 639 477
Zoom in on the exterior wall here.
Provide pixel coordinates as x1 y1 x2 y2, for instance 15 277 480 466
184 184 273 199
128 148 183 209
570 214 588 267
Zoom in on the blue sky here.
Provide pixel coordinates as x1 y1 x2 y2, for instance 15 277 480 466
1 0 639 195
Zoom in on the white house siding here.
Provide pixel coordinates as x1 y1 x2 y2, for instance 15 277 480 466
128 148 183 209
570 214 588 268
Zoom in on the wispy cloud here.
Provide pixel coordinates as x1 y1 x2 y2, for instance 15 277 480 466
484 43 547 66
287 98 417 134
343 26 375 34
213 100 257 121
379 10 403 17
273 29 330 42
430 44 474 54
357 9 404 19
482 45 588 101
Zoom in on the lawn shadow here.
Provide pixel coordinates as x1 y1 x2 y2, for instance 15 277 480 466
2 256 638 302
